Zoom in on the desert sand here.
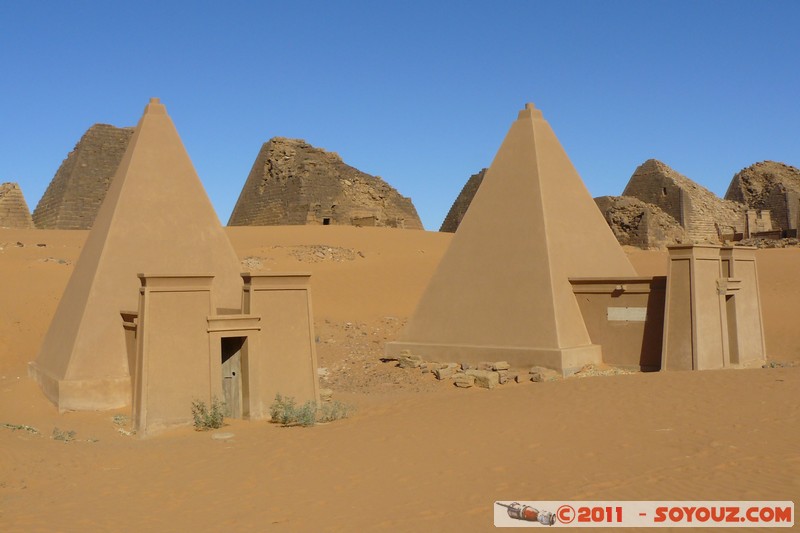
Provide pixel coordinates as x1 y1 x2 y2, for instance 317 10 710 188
1 225 798 531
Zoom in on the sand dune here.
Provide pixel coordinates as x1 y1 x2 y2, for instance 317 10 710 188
1 226 798 531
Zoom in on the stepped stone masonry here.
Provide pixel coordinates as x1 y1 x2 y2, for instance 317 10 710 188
594 195 686 249
228 138 423 229
33 124 134 229
0 182 34 228
439 168 486 232
725 161 800 236
622 159 746 243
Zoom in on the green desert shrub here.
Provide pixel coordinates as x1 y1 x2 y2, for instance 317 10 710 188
317 400 353 423
191 397 226 431
269 394 353 427
269 394 315 427
52 427 76 442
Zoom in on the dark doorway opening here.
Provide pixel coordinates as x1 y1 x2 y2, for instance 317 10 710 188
322 217 331 225
221 337 247 418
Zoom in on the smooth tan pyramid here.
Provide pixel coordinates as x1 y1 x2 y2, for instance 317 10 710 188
29 98 243 411
387 103 637 373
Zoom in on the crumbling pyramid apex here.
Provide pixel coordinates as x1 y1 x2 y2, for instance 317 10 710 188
726 161 800 201
0 182 34 229
623 159 745 242
33 123 134 229
440 169 486 232
725 161 800 234
594 195 686 249
228 137 423 229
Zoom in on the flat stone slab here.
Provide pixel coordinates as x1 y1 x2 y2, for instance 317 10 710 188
211 432 235 440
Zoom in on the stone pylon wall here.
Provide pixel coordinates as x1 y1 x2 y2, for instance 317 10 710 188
33 124 134 229
0 182 34 228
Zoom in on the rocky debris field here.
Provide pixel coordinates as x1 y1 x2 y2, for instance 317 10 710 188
314 317 440 394
735 237 800 249
240 244 365 270
314 319 647 396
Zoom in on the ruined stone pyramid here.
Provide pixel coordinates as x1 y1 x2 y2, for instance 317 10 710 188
30 98 243 411
228 137 423 229
623 160 745 243
387 103 637 372
0 182 34 228
33 124 134 229
439 168 486 232
594 195 686 249
725 161 800 234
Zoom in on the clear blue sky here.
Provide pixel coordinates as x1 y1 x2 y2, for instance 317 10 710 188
1 1 798 230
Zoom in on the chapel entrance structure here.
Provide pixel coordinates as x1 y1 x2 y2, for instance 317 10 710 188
29 99 319 436
386 103 639 373
388 103 767 373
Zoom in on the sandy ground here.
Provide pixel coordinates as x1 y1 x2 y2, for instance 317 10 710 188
1 226 798 531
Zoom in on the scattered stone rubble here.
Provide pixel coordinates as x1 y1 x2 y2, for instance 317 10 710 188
387 351 634 389
240 245 364 271
736 237 800 249
594 195 686 249
287 244 363 262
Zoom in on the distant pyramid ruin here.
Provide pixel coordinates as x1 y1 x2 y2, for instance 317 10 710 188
621 159 745 243
228 137 423 229
594 195 686 249
725 161 800 235
439 168 486 232
0 182 34 228
33 124 134 229
442 157 800 248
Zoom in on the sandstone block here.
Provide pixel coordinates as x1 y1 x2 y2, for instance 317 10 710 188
398 352 423 369
433 367 456 380
453 374 475 388
467 369 499 389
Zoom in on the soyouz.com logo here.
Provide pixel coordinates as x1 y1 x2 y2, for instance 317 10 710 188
493 501 794 527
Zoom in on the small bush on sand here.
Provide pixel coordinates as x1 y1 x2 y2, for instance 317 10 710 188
191 397 225 431
270 394 315 427
52 427 76 442
269 394 353 427
317 400 353 423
